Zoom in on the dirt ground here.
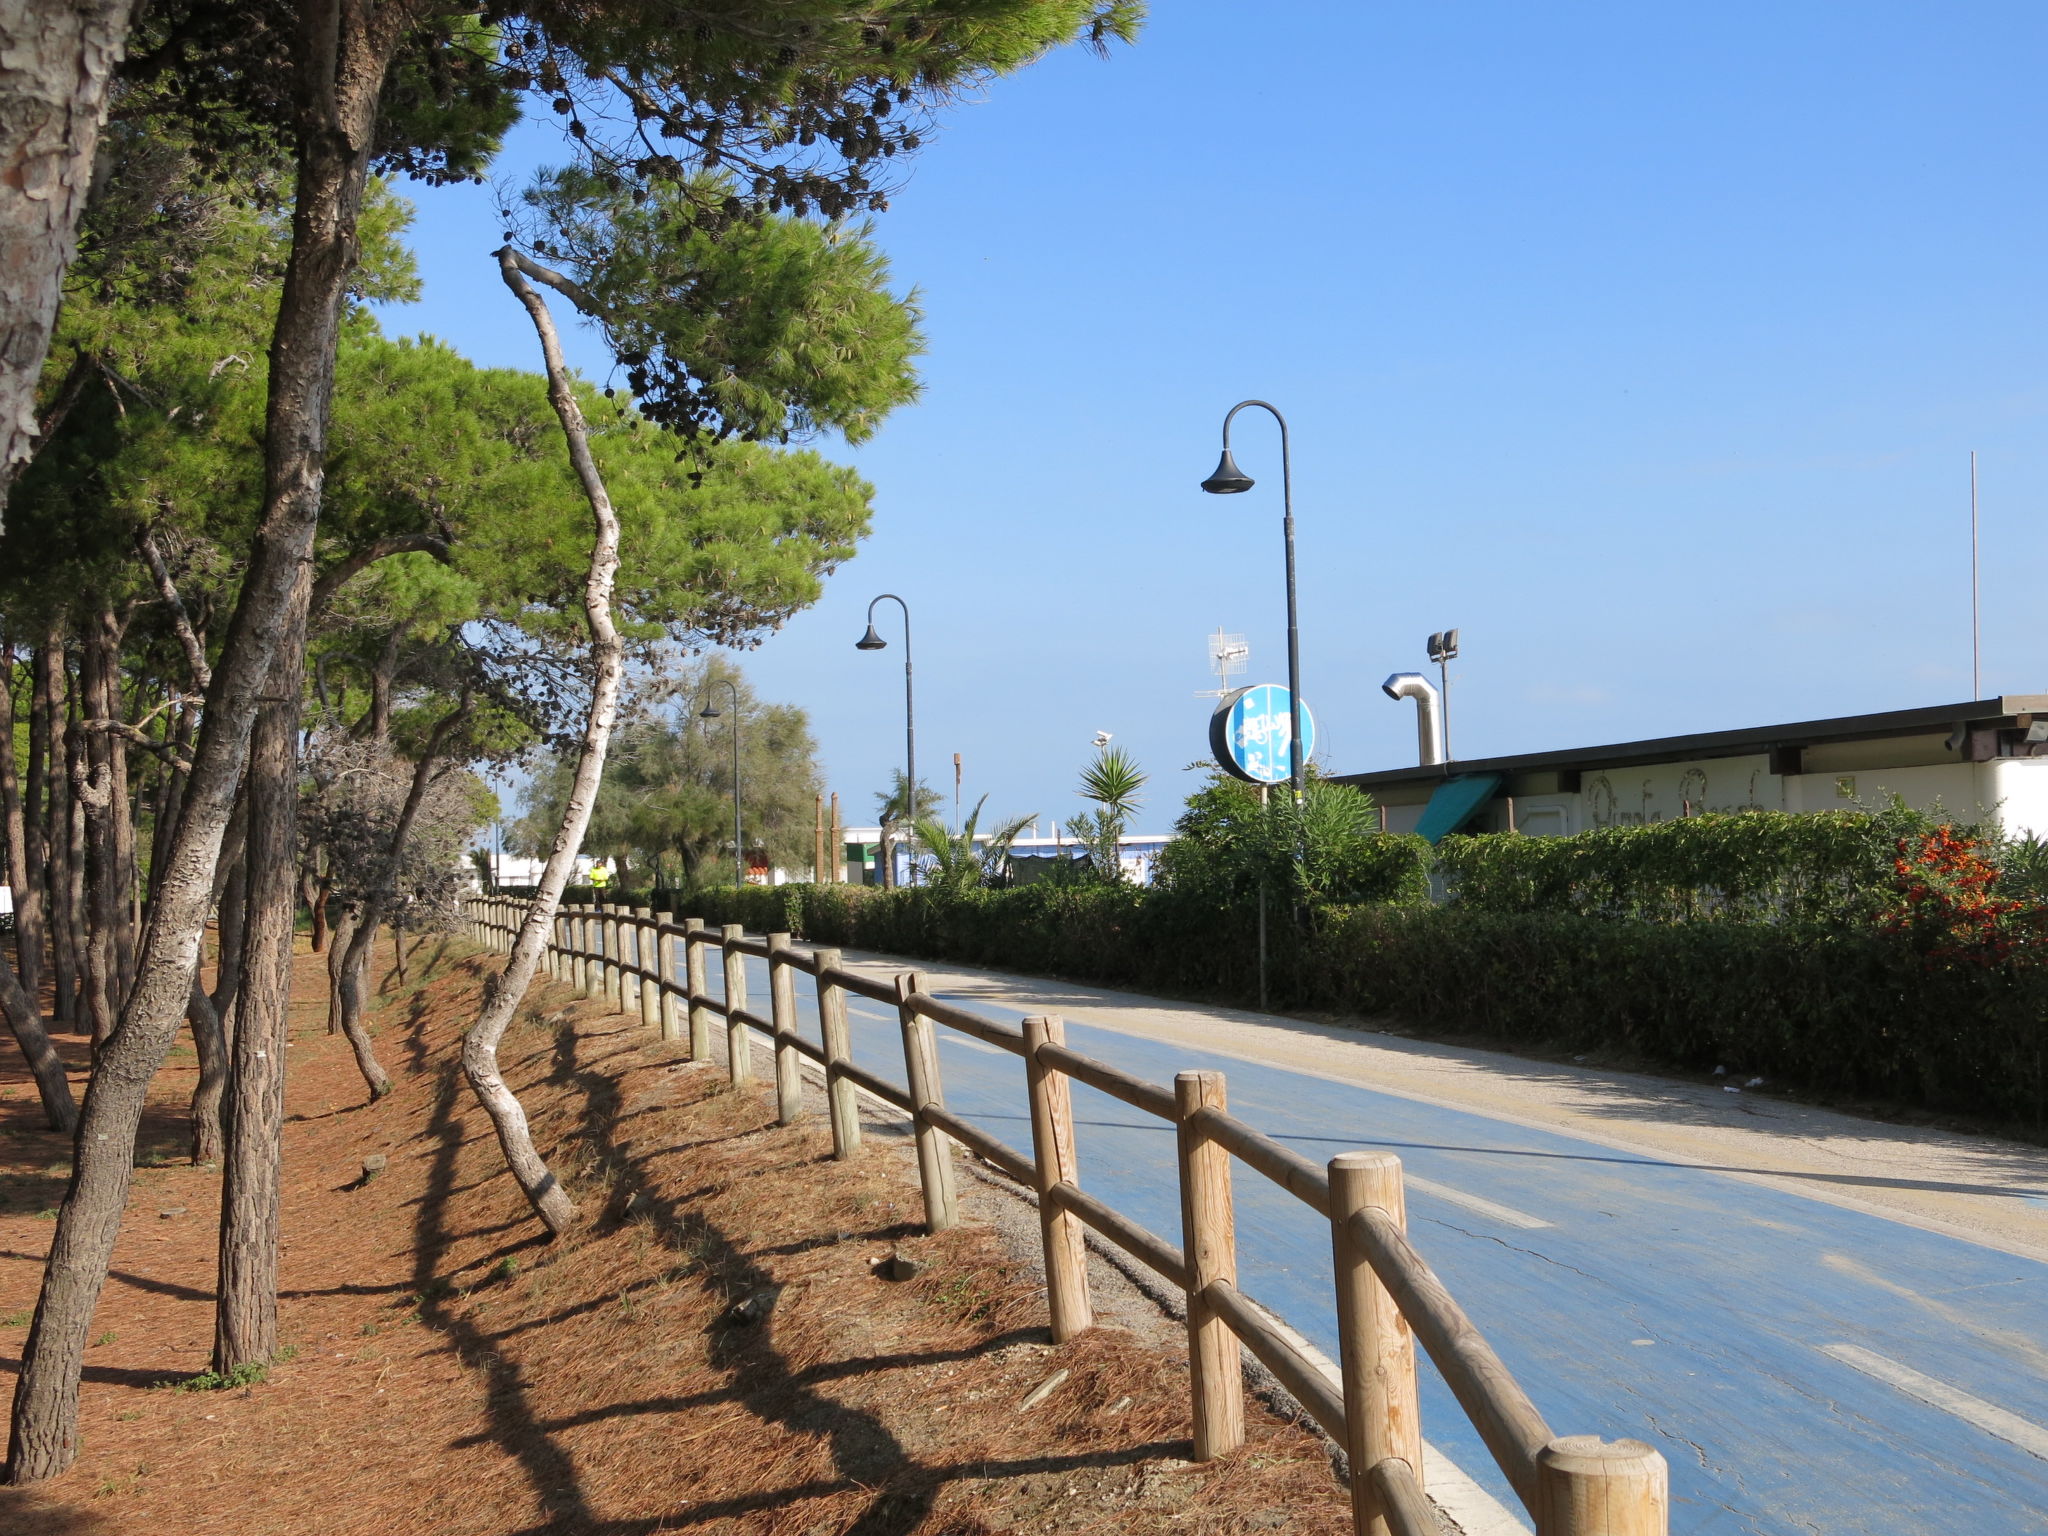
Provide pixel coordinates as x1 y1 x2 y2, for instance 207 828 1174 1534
0 937 1354 1535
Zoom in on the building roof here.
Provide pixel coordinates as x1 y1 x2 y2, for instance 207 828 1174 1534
1332 694 2048 791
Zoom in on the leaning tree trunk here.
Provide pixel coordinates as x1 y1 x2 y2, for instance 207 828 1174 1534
214 634 307 1374
0 955 72 1133
188 801 246 1166
39 635 78 1024
333 693 467 1097
5 0 413 1480
325 897 359 1034
460 248 626 1239
0 0 134 526
1 640 46 1010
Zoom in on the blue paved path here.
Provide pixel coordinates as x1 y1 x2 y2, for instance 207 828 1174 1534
664 943 2048 1535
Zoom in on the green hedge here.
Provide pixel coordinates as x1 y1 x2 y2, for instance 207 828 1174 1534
1434 809 1927 925
1299 908 2048 1122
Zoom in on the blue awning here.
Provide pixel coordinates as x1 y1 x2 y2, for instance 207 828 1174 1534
1414 773 1505 843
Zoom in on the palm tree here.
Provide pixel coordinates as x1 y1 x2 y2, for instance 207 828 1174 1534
1066 745 1147 882
911 796 1037 893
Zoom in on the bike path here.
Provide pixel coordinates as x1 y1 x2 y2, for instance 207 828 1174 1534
671 943 2048 1535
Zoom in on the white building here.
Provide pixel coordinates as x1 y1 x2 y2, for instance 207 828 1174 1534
1338 693 2048 842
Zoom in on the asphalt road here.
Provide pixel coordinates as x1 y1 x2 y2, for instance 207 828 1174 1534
653 939 2048 1536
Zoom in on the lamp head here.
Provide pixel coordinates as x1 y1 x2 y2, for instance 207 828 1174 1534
1200 447 1255 495
855 624 888 651
699 702 721 720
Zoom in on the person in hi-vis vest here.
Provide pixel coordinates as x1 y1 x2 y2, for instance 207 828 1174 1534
587 860 611 893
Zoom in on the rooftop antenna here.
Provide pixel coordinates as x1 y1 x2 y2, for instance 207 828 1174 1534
1197 626 1250 699
1970 451 1981 700
1426 628 1460 759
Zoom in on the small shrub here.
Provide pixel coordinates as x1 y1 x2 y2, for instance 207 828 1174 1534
173 1361 268 1392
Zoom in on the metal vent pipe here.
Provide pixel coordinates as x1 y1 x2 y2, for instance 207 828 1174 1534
1382 672 1445 767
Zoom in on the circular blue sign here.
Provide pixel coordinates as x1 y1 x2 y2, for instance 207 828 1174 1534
1210 683 1315 785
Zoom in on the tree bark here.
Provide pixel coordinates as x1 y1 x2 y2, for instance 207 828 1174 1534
37 636 77 1023
0 0 134 527
333 692 468 1093
324 897 358 1034
188 800 245 1167
460 248 627 1239
1 641 44 1009
63 654 109 1046
0 949 71 1132
214 634 306 1373
5 0 416 1480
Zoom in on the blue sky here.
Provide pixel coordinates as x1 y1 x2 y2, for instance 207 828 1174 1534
381 2 2048 834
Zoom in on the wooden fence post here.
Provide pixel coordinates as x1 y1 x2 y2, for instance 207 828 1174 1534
657 920 681 1042
576 906 597 998
635 908 660 1029
767 933 804 1126
722 925 751 1085
1330 1151 1423 1536
609 905 628 1010
1535 1437 1667 1536
1024 1015 1092 1343
814 947 859 1159
1176 1069 1243 1460
684 918 711 1059
896 972 958 1232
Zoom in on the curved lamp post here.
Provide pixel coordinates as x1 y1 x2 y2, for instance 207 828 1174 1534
1200 399 1305 806
698 679 744 886
855 593 916 885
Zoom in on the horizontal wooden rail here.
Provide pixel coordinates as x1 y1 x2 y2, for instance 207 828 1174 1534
774 1028 828 1068
729 1005 773 1035
906 991 1025 1053
831 1055 914 1115
1035 1041 1178 1121
1203 1278 1346 1442
1047 1180 1188 1290
726 934 771 960
924 1104 1037 1184
817 962 899 1007
1367 1457 1436 1536
1346 1206 1551 1509
1189 1105 1332 1217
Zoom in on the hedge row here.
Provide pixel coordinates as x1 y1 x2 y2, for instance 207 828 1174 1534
640 879 2048 1126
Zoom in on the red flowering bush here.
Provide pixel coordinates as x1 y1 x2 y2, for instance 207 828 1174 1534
1881 827 2041 968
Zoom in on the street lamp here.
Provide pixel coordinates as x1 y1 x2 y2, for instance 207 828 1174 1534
1200 400 1305 804
698 679 744 887
855 593 916 885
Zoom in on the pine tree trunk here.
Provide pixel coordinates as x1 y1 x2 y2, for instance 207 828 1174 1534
0 645 73 1129
38 637 77 1023
2 640 45 1009
460 248 627 1238
77 609 121 1044
332 697 464 1094
0 0 134 525
214 636 306 1374
324 898 358 1034
4 0 411 1478
188 801 245 1166
15 640 49 1009
63 655 109 1046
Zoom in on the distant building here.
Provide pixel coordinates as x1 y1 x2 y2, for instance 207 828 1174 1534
1335 693 2048 843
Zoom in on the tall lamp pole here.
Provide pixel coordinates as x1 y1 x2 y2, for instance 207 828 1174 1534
856 593 917 885
1200 400 1305 805
698 680 744 886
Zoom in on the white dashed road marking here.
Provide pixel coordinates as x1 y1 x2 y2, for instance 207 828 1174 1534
1821 1343 2048 1461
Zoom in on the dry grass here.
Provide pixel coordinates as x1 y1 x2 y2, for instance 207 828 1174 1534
0 936 1350 1535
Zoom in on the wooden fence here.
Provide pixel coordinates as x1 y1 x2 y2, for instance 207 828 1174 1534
467 896 1669 1536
